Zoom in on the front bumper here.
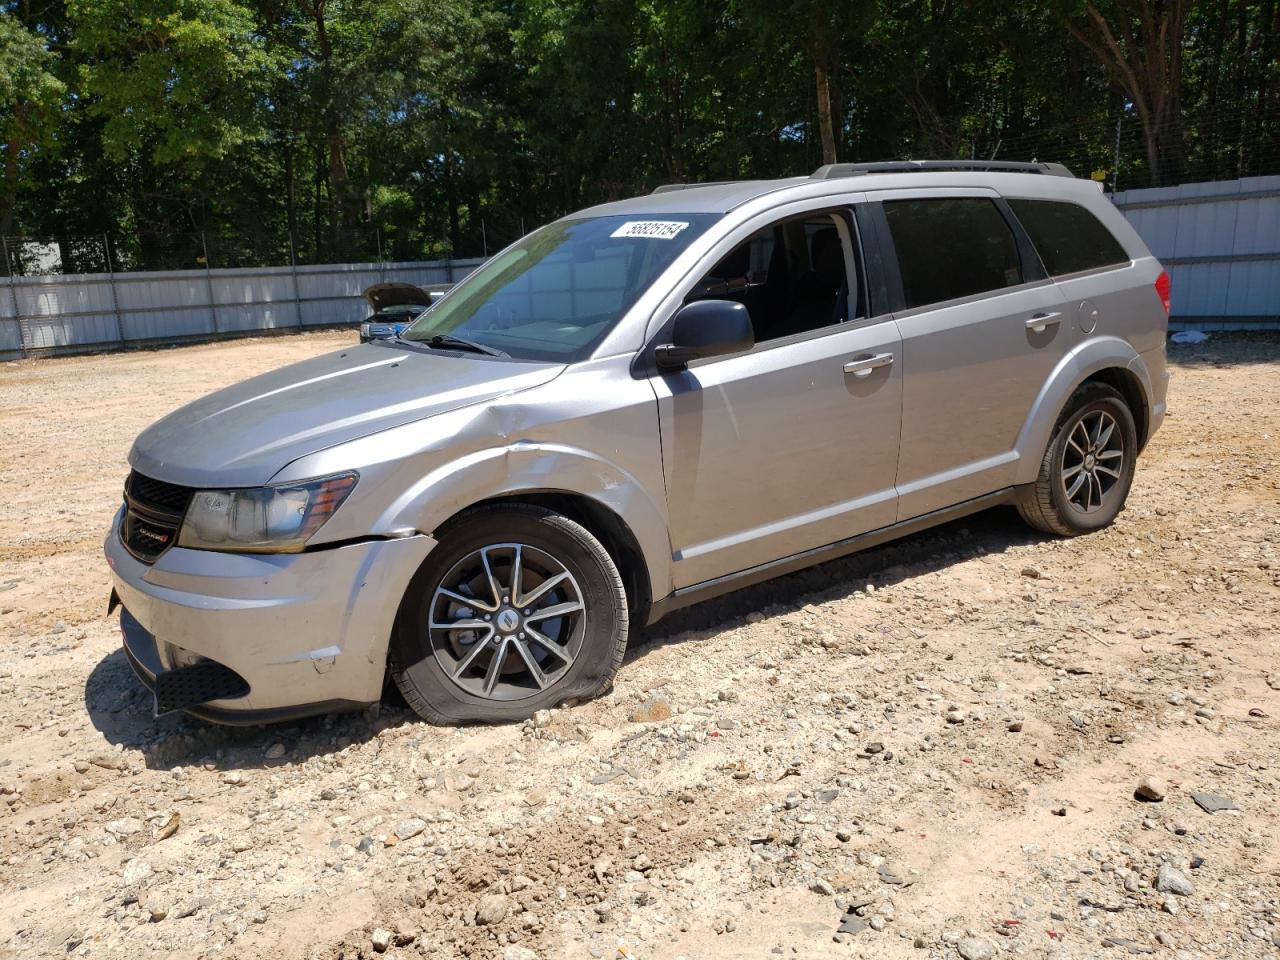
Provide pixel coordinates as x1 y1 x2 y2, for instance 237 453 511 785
105 508 435 723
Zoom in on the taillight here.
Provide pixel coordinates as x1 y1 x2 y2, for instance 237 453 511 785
1154 270 1171 315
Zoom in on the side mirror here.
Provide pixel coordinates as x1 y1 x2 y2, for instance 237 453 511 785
654 300 755 370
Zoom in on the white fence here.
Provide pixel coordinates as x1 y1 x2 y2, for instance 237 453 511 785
1112 175 1280 330
0 257 484 361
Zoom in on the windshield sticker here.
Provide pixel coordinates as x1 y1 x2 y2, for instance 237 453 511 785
610 220 690 240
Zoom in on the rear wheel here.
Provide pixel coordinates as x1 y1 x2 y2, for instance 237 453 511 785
1017 382 1138 536
390 504 628 724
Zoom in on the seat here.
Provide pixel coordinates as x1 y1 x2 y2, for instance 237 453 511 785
778 227 846 338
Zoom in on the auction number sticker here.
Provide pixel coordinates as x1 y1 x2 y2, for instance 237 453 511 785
610 220 690 240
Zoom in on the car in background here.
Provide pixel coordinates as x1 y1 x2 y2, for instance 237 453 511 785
359 282 445 342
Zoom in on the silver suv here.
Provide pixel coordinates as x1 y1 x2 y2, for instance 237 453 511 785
106 161 1169 725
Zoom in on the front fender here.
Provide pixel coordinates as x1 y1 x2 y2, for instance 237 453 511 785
376 440 674 602
1013 336 1153 486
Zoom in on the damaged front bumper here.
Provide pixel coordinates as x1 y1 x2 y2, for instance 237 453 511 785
105 508 435 724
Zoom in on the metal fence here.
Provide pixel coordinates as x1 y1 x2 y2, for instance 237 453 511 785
0 257 484 361
1112 175 1280 331
4 175 1278 361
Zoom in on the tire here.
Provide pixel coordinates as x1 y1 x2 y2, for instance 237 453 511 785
1016 382 1138 537
390 503 628 724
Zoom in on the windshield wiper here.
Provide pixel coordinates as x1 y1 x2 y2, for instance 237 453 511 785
417 333 509 358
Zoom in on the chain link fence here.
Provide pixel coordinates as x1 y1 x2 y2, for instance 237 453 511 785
991 99 1280 192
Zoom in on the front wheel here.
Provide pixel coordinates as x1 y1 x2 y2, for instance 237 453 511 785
1017 382 1138 536
390 504 629 724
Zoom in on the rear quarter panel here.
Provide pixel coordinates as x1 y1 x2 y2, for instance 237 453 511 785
999 182 1169 479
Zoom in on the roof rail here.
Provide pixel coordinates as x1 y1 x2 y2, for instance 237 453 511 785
651 181 732 194
811 160 1074 179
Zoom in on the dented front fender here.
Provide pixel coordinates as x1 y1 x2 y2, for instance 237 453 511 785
270 355 675 602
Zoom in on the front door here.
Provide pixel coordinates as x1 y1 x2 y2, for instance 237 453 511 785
650 207 903 589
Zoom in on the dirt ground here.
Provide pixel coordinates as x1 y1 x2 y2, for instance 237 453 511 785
0 331 1277 960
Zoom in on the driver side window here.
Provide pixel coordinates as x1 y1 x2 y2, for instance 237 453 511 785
686 210 862 344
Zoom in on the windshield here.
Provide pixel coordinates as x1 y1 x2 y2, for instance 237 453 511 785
402 213 720 361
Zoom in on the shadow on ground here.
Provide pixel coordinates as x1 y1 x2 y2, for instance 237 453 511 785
84 647 412 772
632 504 1041 654
84 504 1043 768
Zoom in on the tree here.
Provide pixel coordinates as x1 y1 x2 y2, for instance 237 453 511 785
68 0 275 264
735 0 873 165
70 0 271 166
1 0 1276 267
1060 0 1190 185
0 10 66 238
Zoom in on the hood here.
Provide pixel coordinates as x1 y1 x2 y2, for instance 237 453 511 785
130 345 564 488
363 282 436 313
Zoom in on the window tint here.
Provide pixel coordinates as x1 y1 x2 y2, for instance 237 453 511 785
882 198 1021 309
1008 198 1130 277
686 211 860 344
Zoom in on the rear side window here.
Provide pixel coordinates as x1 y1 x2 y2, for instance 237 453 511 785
1008 198 1130 277
882 198 1021 309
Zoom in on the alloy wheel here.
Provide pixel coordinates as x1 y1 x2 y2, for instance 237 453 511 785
428 543 585 701
1060 409 1125 514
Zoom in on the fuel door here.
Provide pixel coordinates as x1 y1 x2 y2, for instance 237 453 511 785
1077 298 1101 335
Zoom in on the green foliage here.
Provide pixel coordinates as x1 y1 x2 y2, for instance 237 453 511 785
4 0 1278 268
69 0 272 165
0 10 67 234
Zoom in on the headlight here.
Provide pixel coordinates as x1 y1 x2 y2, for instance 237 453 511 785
178 473 357 553
359 323 370 339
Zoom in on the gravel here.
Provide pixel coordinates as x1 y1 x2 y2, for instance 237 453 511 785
1 333 1277 960
1155 863 1196 897
476 893 511 926
1133 774 1167 802
957 937 995 960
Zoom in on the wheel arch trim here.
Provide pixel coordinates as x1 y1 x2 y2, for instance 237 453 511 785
1013 336 1152 486
376 441 671 608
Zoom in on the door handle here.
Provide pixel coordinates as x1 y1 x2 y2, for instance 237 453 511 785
1025 312 1063 333
843 352 895 377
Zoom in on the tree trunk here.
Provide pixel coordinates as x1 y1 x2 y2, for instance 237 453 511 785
655 41 683 179
326 126 355 256
310 1 357 258
815 61 837 165
313 144 325 260
444 148 460 257
1 99 30 238
283 138 298 260
1256 0 1277 177
1138 115 1163 185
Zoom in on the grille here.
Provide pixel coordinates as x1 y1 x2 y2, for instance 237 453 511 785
121 470 195 564
127 471 195 513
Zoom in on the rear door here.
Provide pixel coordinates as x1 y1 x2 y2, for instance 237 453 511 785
870 188 1073 519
